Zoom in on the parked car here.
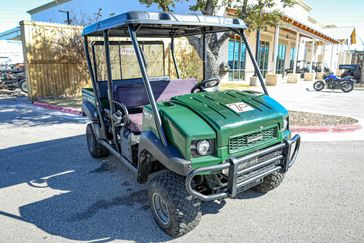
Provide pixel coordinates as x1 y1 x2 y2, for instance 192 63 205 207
81 11 301 237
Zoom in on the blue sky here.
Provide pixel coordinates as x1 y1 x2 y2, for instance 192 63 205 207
0 0 49 32
0 0 363 43
305 0 364 43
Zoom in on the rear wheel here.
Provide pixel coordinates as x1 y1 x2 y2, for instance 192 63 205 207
86 124 109 158
251 171 285 193
313 81 325 91
341 81 354 93
148 171 201 237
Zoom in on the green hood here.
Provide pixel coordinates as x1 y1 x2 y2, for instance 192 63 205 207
171 90 288 147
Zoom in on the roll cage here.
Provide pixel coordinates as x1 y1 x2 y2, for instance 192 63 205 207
82 11 269 148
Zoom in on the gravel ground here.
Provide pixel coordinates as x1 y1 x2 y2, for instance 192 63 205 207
289 110 358 126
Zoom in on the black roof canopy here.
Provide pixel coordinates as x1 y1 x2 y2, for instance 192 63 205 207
82 11 247 37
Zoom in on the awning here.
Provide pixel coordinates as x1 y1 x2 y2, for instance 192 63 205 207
282 16 339 44
226 8 339 44
324 26 356 44
0 27 22 41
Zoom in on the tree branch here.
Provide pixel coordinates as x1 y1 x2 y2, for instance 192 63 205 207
209 32 230 56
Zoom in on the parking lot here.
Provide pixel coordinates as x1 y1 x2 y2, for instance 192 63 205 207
1 87 364 242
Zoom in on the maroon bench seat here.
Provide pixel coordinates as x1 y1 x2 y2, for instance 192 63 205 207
113 78 197 132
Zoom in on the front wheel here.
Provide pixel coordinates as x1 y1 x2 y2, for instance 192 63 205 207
148 171 201 237
313 81 325 91
251 171 285 193
341 81 354 93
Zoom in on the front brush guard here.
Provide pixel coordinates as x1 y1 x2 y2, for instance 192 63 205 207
186 134 301 201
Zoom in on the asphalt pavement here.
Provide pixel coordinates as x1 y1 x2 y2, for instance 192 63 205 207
1 93 364 242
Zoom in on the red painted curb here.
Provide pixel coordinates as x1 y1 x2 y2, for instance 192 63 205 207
291 123 362 134
33 101 82 116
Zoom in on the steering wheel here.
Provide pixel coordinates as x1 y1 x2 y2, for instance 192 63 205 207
112 100 129 127
191 78 220 93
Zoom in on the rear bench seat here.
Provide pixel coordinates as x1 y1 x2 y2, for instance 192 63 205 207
113 78 197 132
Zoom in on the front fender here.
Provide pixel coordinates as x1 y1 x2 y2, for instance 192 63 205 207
137 131 192 183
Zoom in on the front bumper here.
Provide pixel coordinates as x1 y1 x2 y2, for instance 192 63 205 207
186 134 301 201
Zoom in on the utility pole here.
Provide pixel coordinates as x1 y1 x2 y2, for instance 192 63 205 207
58 10 70 25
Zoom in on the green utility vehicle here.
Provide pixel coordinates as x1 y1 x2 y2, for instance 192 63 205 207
82 11 300 237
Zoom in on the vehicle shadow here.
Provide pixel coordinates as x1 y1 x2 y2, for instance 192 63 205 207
234 190 265 199
0 135 240 242
201 190 264 215
305 88 345 93
0 135 172 242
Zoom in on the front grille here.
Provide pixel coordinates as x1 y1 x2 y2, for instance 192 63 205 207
229 126 277 154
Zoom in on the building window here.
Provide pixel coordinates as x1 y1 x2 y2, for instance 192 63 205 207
228 39 246 81
276 43 287 74
289 47 296 69
259 41 269 77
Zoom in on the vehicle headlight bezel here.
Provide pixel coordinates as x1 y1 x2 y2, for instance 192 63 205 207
191 139 215 157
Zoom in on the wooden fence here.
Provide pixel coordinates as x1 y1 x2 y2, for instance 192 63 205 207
20 21 202 100
20 21 90 100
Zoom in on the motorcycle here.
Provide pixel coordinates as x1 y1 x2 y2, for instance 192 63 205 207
313 71 356 93
0 71 27 93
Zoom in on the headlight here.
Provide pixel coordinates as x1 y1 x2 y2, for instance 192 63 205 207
196 140 210 155
283 117 289 131
191 139 214 157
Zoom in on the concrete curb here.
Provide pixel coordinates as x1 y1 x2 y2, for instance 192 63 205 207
33 101 82 116
291 123 362 133
33 101 362 134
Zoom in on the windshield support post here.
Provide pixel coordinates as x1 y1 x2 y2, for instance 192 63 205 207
83 36 107 139
240 31 269 96
170 34 180 79
128 24 168 147
103 30 120 152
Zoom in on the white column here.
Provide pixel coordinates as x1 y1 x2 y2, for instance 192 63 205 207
348 43 352 63
309 39 315 73
322 43 328 71
338 43 344 73
330 44 334 71
293 32 300 74
314 42 319 64
272 25 280 74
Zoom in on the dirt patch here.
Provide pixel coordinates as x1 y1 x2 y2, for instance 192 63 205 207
68 190 147 222
89 163 117 173
290 111 358 126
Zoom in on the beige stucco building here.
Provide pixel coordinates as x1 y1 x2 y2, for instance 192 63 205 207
216 0 357 85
